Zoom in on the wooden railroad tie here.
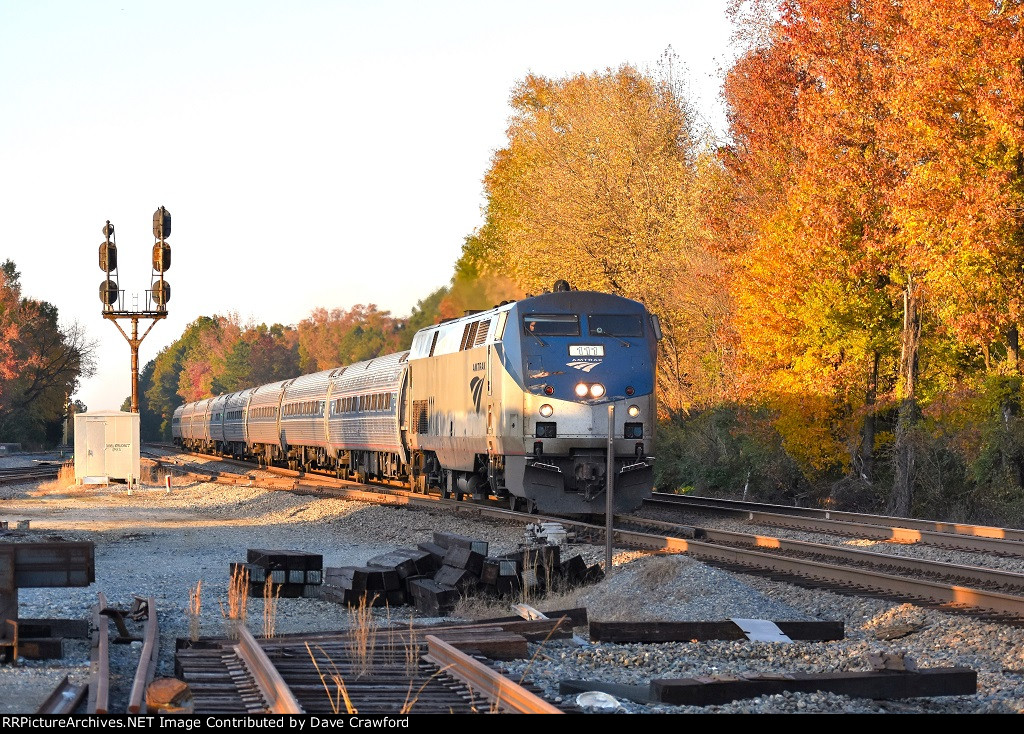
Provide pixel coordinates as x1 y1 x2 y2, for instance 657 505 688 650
589 619 845 643
560 666 977 706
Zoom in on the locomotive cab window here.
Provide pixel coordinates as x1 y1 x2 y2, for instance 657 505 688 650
523 314 580 336
588 314 644 337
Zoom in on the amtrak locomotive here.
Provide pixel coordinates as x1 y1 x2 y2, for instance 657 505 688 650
172 281 661 514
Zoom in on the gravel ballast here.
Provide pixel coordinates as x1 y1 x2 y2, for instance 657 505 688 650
2 454 1024 715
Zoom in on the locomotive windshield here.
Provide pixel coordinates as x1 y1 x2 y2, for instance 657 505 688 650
523 314 580 336
588 313 644 337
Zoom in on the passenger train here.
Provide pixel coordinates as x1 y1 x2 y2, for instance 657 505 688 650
172 281 661 514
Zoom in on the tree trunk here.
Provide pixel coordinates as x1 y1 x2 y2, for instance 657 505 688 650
1001 324 1023 489
891 276 921 517
858 350 879 484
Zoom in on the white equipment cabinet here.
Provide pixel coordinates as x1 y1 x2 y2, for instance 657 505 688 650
74 411 140 485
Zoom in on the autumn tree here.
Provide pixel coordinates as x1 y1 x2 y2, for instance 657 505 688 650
144 316 219 438
722 0 1024 515
140 315 303 439
177 315 243 402
297 305 403 373
885 0 1024 494
723 0 912 509
0 260 96 446
471 61 730 416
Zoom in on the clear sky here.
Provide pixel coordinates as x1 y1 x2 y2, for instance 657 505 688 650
0 1 738 412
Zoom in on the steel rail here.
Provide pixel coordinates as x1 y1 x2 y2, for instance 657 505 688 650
233 626 304 714
423 635 562 714
650 492 1024 543
88 592 109 715
646 496 1024 557
128 596 159 713
622 515 1024 592
36 675 86 715
142 454 418 507
0 466 60 486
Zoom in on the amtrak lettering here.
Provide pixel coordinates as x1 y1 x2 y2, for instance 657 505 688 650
567 360 601 373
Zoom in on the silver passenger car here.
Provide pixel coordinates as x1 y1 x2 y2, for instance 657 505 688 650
222 387 257 455
326 353 408 479
245 379 291 461
280 370 332 456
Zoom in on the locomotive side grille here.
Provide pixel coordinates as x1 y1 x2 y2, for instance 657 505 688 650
460 321 479 351
472 319 490 348
413 400 429 434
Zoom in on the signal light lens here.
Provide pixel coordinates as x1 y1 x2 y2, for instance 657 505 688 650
625 386 635 396
590 383 606 398
628 405 640 417
99 279 118 306
544 385 554 395
574 383 589 397
539 404 553 417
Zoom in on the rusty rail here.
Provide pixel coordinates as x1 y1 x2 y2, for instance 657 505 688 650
606 526 1024 619
128 596 158 713
423 635 562 714
233 626 304 714
87 592 109 715
624 515 1024 594
36 675 87 714
649 493 1024 548
0 465 60 486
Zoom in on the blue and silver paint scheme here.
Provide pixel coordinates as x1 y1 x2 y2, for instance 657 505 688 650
407 289 657 513
172 284 658 515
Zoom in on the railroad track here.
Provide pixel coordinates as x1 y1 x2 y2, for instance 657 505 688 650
646 492 1024 556
610 515 1024 623
149 445 1024 625
0 464 63 486
176 622 565 714
55 592 160 715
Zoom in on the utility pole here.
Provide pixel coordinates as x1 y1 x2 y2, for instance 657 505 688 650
99 207 172 413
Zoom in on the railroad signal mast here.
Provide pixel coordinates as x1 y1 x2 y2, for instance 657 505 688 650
99 206 172 414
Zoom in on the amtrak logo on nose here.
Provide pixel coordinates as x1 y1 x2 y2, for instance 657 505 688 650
567 361 599 373
470 376 484 412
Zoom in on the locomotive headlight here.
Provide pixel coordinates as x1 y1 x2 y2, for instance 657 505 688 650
539 404 554 417
628 404 640 417
574 383 589 397
589 383 606 398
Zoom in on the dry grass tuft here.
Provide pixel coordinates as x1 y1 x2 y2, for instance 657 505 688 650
220 565 249 638
262 577 281 639
634 554 690 588
403 614 421 678
348 594 379 678
399 667 449 714
33 461 86 496
307 643 357 714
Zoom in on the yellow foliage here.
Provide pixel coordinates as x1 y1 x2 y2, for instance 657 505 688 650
472 63 731 416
